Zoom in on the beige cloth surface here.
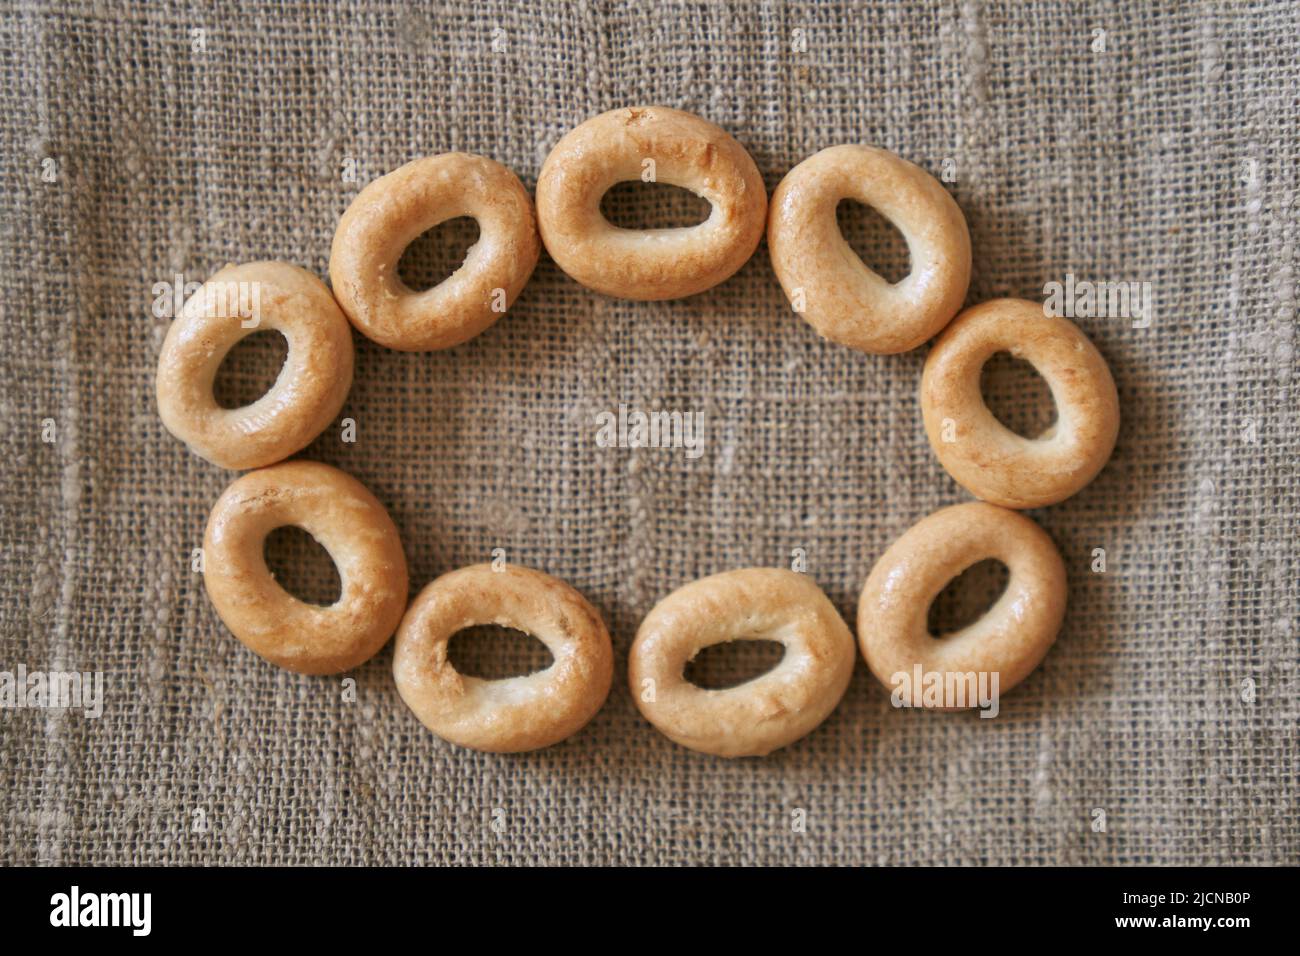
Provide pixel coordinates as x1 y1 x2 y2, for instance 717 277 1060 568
1 0 1296 865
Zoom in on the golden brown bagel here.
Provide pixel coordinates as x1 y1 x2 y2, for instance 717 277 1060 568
393 564 613 753
858 502 1066 707
329 153 539 351
629 568 855 757
921 298 1119 508
768 145 971 354
536 106 766 300
203 460 409 675
156 261 353 470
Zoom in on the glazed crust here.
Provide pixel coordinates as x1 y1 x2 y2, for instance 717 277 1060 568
392 564 614 753
628 568 856 758
329 153 540 351
535 106 767 300
203 460 409 675
921 298 1120 508
857 502 1067 704
768 145 971 354
155 261 354 470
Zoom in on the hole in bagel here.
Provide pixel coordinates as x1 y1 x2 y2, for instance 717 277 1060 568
684 639 787 690
928 559 1009 638
264 526 342 607
836 199 911 284
213 330 288 409
397 216 481 292
980 352 1058 439
600 180 711 229
448 624 555 679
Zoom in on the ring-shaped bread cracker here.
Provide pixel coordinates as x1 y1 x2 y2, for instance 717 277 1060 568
203 460 409 675
921 298 1119 508
393 564 613 753
329 153 539 351
535 106 767 300
628 568 855 757
857 502 1066 706
156 260 353 470
768 144 971 354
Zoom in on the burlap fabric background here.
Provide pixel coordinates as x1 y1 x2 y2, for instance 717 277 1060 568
1 0 1296 866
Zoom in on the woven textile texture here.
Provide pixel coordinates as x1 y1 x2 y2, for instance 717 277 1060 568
1 0 1296 866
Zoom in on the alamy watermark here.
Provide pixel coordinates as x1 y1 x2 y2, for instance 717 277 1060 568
0 665 104 718
1043 273 1152 328
50 886 150 936
151 273 262 327
889 665 1000 718
594 404 705 459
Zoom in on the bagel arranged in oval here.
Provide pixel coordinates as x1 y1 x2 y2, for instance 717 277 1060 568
203 460 409 675
628 567 856 757
920 298 1119 508
768 144 971 354
163 120 1121 760
857 502 1067 707
393 563 613 753
156 260 354 470
536 105 767 300
329 152 540 351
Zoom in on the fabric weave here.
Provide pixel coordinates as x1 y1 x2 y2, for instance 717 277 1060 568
0 0 1295 865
